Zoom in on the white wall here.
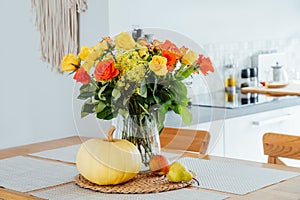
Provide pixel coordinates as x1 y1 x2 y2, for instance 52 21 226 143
108 0 300 44
0 0 112 149
0 0 76 149
1 0 299 149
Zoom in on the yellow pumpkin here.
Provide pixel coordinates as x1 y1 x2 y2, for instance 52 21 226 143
76 127 142 185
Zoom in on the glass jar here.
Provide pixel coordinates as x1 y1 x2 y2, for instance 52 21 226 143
239 68 251 104
249 67 258 87
225 64 237 102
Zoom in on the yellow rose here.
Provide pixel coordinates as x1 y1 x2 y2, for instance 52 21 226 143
149 55 168 76
181 50 197 65
61 54 79 72
138 47 149 60
78 46 90 61
114 32 136 50
81 61 94 73
85 49 99 63
94 41 108 53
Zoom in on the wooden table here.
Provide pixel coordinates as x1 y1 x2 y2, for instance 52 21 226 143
0 136 300 200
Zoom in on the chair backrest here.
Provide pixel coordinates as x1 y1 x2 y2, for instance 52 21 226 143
263 132 300 165
159 127 210 154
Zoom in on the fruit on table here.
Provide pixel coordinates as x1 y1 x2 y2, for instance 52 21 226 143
149 154 170 175
76 126 142 185
167 161 193 182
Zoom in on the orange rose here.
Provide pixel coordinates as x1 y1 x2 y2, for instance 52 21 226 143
94 58 119 81
179 46 188 56
159 40 181 58
162 50 177 72
73 67 91 85
198 54 214 75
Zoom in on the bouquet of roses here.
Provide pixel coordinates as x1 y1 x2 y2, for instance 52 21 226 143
61 31 214 164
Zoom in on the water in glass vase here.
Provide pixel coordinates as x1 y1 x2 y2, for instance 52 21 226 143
114 114 161 171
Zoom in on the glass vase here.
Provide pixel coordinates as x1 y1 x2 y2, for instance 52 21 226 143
114 114 161 171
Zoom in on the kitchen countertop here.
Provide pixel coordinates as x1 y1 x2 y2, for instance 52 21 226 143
165 93 300 127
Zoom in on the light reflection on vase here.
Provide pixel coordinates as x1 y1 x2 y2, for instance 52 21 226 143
114 114 161 171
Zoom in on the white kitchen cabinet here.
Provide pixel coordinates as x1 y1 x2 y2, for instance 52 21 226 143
273 105 300 167
224 105 300 166
276 105 300 135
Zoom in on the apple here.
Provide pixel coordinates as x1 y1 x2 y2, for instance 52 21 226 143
149 154 170 175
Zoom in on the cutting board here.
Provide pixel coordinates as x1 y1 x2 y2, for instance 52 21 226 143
240 83 300 96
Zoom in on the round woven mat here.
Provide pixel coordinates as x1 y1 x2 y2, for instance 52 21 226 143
74 171 195 194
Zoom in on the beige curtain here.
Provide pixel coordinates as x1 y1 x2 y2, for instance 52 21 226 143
31 0 88 72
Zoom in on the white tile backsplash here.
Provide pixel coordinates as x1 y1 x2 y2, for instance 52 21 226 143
203 37 300 81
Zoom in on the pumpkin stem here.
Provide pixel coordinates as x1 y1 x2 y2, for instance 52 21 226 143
107 126 116 142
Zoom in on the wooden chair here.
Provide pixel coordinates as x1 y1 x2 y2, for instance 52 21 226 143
159 127 210 154
263 132 300 165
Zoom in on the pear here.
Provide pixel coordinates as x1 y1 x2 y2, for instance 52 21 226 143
167 161 193 183
181 170 193 182
167 169 183 182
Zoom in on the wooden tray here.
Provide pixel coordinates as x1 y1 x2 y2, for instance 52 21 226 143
74 171 195 194
240 83 300 97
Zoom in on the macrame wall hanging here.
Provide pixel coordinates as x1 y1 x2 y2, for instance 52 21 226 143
31 0 88 72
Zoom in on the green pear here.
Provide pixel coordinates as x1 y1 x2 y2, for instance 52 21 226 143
167 169 183 182
167 161 193 183
169 161 186 172
181 170 193 182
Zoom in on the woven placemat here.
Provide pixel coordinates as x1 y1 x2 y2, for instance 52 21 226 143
74 171 195 194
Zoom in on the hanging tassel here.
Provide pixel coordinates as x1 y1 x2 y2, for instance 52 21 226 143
31 0 87 72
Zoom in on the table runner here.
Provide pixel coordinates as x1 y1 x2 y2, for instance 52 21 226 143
0 156 77 192
29 144 180 164
30 144 81 163
32 183 229 200
179 157 300 195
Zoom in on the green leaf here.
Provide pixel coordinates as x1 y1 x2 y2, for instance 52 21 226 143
156 111 165 133
112 88 121 100
173 104 182 114
176 66 194 80
78 82 97 100
96 106 112 119
158 88 172 102
180 97 190 106
81 99 95 118
95 101 106 113
98 84 108 100
77 92 94 100
140 78 147 98
158 100 172 114
180 106 192 125
138 103 149 114
119 109 129 118
81 111 89 118
170 80 188 105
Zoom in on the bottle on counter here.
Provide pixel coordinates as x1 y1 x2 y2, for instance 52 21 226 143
249 67 258 87
249 67 259 103
225 63 237 103
239 68 251 105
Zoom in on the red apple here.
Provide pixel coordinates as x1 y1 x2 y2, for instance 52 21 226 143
149 154 170 175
